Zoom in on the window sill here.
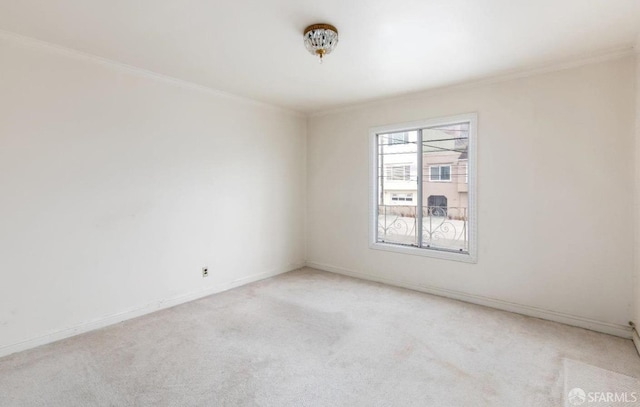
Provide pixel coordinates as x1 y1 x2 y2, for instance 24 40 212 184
369 242 477 264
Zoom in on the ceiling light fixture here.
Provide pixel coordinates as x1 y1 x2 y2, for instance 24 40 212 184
303 23 338 63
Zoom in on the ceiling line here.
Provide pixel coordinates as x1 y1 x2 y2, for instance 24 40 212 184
310 44 636 118
0 29 306 117
0 28 636 118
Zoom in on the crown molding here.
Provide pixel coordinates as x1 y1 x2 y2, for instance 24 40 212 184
0 29 306 118
310 44 637 118
0 28 636 120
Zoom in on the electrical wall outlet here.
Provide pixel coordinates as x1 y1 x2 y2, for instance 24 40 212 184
202 267 209 278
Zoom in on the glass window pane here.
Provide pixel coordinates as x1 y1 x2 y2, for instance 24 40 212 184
430 166 439 181
422 123 469 253
440 165 451 181
377 131 418 246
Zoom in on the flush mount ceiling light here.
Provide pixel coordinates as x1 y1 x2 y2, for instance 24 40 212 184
303 23 338 63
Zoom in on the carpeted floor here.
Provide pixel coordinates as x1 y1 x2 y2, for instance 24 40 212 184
1 268 639 406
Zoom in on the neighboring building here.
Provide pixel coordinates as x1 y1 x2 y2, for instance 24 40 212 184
380 131 418 214
380 126 468 219
422 124 468 220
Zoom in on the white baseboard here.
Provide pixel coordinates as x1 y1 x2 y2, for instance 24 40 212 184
633 330 640 356
306 261 632 339
0 263 304 359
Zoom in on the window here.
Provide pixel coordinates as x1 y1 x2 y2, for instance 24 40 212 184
385 165 411 181
461 162 468 184
370 113 477 262
427 195 447 216
429 165 451 182
388 132 409 145
391 193 414 202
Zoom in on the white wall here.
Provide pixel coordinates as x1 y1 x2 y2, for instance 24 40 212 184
307 56 637 337
0 33 306 354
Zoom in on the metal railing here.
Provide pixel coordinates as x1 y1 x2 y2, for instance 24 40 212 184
377 205 468 251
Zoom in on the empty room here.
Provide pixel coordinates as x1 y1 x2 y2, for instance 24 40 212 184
2 1 640 406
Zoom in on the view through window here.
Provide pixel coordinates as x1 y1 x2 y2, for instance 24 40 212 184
374 117 474 257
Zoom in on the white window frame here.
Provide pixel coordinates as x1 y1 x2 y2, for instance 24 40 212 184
369 113 478 263
428 165 452 182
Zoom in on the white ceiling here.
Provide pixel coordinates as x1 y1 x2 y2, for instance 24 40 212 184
1 0 639 113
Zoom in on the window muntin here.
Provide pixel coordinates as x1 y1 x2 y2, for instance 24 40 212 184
371 114 477 262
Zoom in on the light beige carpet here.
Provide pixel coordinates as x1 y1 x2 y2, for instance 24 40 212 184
1 268 639 406
563 359 640 406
